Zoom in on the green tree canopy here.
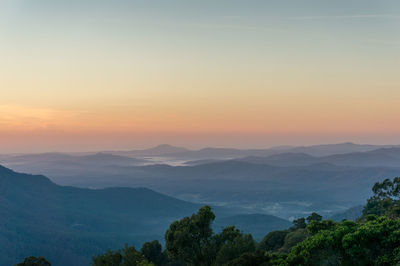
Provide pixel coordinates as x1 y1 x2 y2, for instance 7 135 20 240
165 206 216 266
291 218 306 230
92 244 154 266
15 257 51 266
306 212 322 223
363 177 400 219
141 240 170 266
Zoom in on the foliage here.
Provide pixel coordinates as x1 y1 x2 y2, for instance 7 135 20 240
278 228 308 253
225 250 272 266
15 256 51 266
306 212 322 223
258 230 289 252
291 218 306 230
91 244 154 266
307 220 336 235
286 216 400 266
214 232 255 265
86 177 400 265
362 177 400 219
141 241 171 266
165 206 216 266
164 206 257 266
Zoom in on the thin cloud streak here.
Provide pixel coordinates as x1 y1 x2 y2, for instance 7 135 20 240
291 14 398 20
182 23 287 33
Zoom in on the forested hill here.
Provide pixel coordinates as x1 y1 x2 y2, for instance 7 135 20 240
0 165 201 265
87 177 400 266
0 165 291 266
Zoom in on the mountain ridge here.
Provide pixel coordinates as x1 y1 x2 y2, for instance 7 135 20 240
0 164 290 266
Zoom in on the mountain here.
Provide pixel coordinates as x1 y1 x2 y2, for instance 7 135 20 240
165 147 279 160
214 214 292 240
284 142 400 157
5 153 400 220
237 148 400 168
140 143 400 160
0 165 292 265
0 165 200 266
11 157 398 219
1 152 76 163
78 153 147 165
1 152 146 166
108 144 190 157
237 153 319 166
323 148 400 167
0 153 149 185
330 205 364 221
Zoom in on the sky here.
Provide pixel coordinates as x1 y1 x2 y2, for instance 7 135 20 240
0 0 399 152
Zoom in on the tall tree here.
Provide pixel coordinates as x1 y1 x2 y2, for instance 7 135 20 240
15 257 51 266
363 177 400 218
165 206 216 266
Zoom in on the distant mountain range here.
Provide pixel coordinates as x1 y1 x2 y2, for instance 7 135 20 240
3 142 399 165
107 144 190 157
6 156 398 219
1 152 147 166
276 142 400 157
105 142 400 159
237 147 400 167
0 165 290 266
2 142 400 233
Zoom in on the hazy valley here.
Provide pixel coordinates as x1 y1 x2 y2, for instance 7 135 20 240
3 143 400 221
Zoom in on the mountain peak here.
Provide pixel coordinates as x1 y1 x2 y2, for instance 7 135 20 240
153 144 177 149
147 144 189 154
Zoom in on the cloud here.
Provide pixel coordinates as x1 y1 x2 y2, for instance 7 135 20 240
0 105 80 132
291 14 398 20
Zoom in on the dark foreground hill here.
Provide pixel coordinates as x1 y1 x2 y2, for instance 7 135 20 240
0 165 200 266
0 165 290 266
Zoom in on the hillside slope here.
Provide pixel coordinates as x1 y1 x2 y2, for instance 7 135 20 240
0 165 199 266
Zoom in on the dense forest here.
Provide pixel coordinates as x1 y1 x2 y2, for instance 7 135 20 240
17 177 400 266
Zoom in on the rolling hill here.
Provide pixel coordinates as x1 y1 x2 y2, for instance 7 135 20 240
237 148 400 167
0 165 291 265
0 165 200 266
130 143 400 160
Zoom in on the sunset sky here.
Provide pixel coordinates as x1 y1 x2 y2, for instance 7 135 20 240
1 0 399 152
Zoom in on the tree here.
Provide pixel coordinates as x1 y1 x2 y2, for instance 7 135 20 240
258 230 289 252
92 250 123 266
292 217 306 229
306 212 322 223
90 179 400 266
122 245 154 266
225 250 273 266
362 177 400 219
372 177 400 200
141 240 169 266
286 217 400 266
91 245 154 266
307 220 336 235
15 257 51 266
215 233 256 265
279 229 308 253
165 206 216 266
